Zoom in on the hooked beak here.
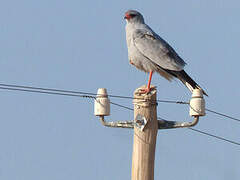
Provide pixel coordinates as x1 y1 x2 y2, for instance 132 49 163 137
124 13 131 20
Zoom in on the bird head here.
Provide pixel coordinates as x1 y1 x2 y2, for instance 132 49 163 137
124 10 144 24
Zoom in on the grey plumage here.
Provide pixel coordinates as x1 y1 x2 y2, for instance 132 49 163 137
124 10 207 96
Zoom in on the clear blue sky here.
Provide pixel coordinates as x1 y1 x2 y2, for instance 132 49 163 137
0 0 239 179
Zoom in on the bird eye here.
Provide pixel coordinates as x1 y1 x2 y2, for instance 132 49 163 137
130 14 137 18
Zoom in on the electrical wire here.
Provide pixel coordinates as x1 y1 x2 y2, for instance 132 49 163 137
104 101 240 147
0 83 239 146
0 85 134 111
0 83 188 104
109 103 240 147
0 83 239 122
206 108 240 122
157 117 240 146
0 83 239 120
109 101 134 111
0 83 98 96
188 127 240 146
0 86 95 99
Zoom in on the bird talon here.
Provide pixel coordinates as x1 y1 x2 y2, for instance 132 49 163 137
139 89 149 94
138 87 153 94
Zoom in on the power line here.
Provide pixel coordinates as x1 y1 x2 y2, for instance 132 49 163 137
188 127 240 146
0 86 95 99
206 108 240 122
157 117 240 146
0 83 239 146
0 85 132 111
109 101 134 111
105 101 240 147
0 83 98 96
0 83 188 104
0 83 239 122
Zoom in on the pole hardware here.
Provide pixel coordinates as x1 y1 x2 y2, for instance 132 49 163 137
94 88 147 129
94 86 206 180
158 89 205 129
94 88 205 130
134 114 147 131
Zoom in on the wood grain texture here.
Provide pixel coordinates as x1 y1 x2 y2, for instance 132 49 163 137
132 86 158 180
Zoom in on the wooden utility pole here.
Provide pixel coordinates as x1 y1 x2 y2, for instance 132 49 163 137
95 86 204 180
132 86 158 180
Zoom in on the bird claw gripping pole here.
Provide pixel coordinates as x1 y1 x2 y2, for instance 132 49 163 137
94 88 205 130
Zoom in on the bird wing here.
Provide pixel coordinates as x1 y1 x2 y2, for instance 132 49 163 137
132 28 186 71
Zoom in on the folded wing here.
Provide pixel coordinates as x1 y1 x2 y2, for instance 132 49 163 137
132 28 186 71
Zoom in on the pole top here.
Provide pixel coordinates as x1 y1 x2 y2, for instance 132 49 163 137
134 85 157 98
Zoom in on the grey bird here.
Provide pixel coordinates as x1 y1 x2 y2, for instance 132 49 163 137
124 10 207 96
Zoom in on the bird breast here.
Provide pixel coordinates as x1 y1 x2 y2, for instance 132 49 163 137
125 25 159 73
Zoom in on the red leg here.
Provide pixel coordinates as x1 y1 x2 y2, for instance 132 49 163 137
147 71 153 92
139 71 153 94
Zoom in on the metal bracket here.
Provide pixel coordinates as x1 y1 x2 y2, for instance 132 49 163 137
157 116 199 129
98 115 199 130
97 114 148 131
99 116 134 128
134 114 147 131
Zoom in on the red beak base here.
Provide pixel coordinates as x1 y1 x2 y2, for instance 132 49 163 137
124 13 131 20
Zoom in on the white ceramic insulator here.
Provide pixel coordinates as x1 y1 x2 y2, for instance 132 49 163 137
189 89 206 116
94 88 110 116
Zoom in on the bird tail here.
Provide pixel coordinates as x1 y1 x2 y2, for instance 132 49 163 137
176 70 208 96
